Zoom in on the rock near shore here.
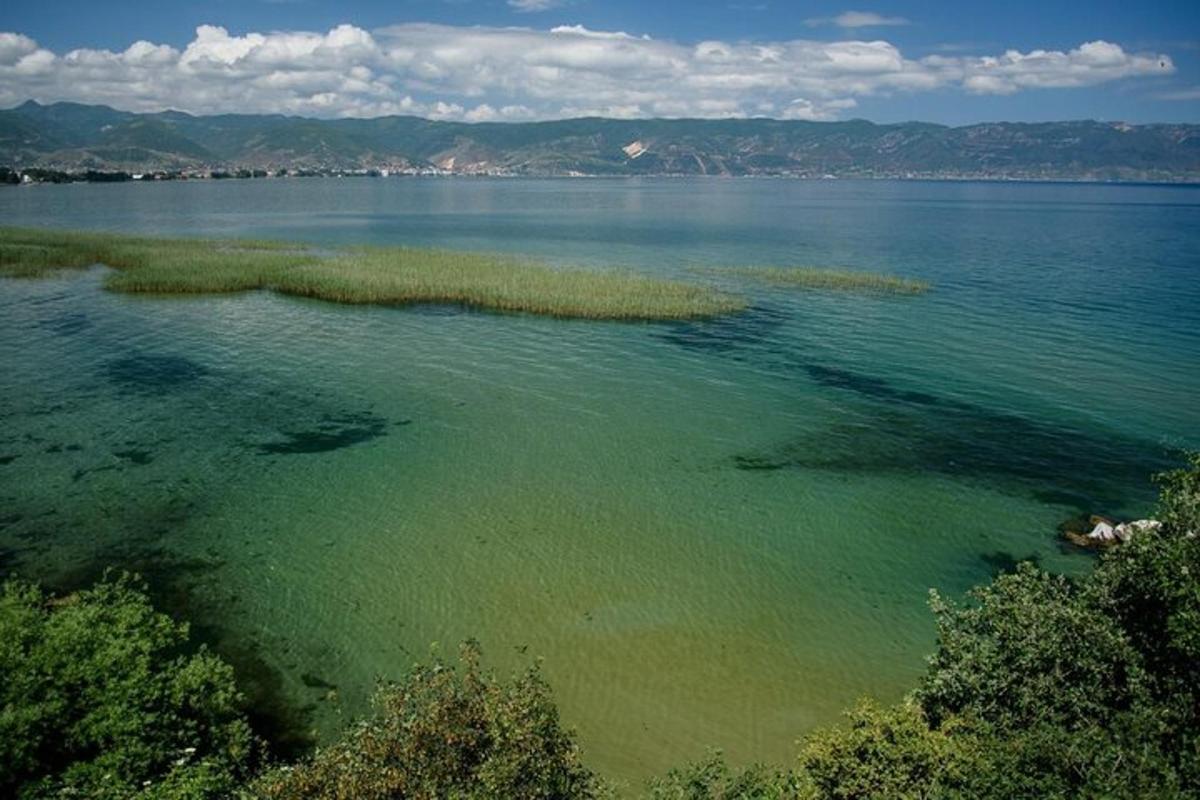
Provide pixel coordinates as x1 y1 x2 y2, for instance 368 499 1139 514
1062 515 1162 548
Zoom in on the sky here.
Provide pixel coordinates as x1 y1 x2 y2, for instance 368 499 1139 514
1 0 1197 125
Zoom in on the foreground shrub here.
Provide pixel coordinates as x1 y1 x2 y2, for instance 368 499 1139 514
918 564 1146 734
912 534 1198 797
794 700 967 800
252 641 599 800
1155 450 1200 536
0 574 255 799
1085 519 1200 792
647 752 797 800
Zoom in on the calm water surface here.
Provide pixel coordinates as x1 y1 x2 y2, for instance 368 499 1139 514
1 178 1198 786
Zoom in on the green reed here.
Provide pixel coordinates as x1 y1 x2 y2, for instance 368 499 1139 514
694 265 931 294
0 227 745 321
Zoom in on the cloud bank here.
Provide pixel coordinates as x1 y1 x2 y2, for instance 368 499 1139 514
0 24 1174 122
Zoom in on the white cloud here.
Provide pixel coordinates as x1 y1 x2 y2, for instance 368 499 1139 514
807 11 911 28
1156 86 1200 101
0 32 39 64
508 0 566 11
0 23 1176 122
960 40 1173 95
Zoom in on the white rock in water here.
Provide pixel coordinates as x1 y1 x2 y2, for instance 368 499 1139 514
1115 519 1163 541
1088 522 1117 541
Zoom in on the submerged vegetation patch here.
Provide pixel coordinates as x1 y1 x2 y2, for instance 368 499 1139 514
735 359 1175 512
0 226 745 321
657 303 789 353
256 410 390 455
694 265 931 294
105 352 211 393
35 311 90 336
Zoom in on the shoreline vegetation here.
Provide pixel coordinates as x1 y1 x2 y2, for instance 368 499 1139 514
692 265 931 295
0 227 746 321
0 227 932 320
2 455 1197 799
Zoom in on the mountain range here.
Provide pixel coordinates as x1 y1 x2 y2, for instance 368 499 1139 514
2 100 1198 182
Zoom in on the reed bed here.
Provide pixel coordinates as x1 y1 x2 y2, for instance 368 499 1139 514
276 247 745 320
695 265 930 294
0 227 744 320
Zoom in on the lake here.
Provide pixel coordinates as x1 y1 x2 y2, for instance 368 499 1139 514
1 177 1197 786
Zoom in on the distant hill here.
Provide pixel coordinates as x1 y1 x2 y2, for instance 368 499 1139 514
2 100 1199 182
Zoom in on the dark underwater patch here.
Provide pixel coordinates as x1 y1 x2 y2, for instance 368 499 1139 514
36 311 90 336
256 410 389 455
26 291 72 307
113 448 154 465
733 454 788 471
105 352 210 393
49 545 226 609
0 454 18 466
802 363 942 407
72 464 119 482
0 546 18 578
300 673 338 691
658 303 788 353
980 551 1042 576
735 362 1176 512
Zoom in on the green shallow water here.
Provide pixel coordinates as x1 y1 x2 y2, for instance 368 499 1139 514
1 178 1198 787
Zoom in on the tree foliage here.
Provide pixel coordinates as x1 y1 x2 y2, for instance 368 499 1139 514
1156 450 1200 537
251 641 600 800
647 751 796 800
0 573 256 800
795 700 969 800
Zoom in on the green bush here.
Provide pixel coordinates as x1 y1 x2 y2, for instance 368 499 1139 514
1086 520 1200 791
794 700 968 800
647 752 797 800
0 574 256 799
917 564 1146 734
1155 450 1200 537
252 641 600 800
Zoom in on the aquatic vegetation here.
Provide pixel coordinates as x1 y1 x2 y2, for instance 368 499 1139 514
278 245 744 320
0 226 746 321
255 410 390 455
695 265 931 294
658 303 789 353
105 352 212 393
733 359 1172 512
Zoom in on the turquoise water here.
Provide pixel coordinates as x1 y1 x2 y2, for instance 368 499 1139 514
1 178 1198 786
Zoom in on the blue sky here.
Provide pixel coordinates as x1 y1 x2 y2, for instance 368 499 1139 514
1 0 1197 123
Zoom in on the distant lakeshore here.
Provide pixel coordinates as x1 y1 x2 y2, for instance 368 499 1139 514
4 100 1198 183
5 168 1200 186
